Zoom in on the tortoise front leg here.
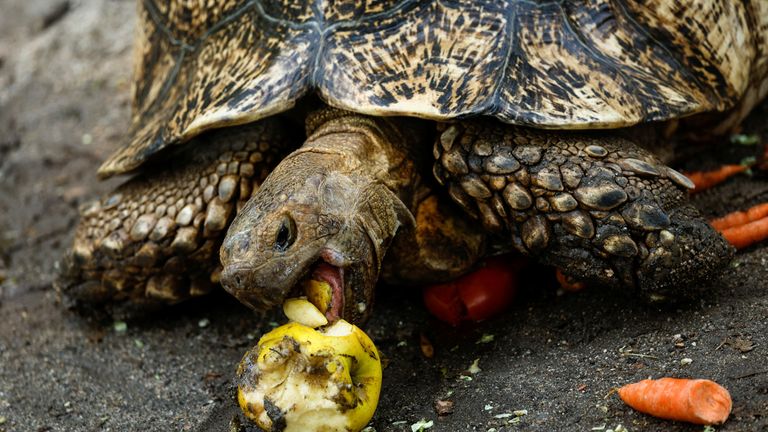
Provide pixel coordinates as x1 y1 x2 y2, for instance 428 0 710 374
432 121 733 298
381 193 488 286
56 119 290 307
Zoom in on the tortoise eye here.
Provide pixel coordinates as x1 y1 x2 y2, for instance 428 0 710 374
274 214 296 252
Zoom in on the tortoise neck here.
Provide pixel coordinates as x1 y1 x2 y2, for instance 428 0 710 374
296 109 425 202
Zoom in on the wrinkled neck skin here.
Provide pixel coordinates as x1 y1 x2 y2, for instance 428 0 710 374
220 109 426 323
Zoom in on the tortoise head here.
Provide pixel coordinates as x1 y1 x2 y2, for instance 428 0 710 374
220 147 411 324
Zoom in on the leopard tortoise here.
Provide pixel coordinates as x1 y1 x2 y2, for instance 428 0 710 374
58 0 768 324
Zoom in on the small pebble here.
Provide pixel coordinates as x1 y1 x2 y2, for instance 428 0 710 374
198 318 210 328
434 399 454 416
420 333 434 358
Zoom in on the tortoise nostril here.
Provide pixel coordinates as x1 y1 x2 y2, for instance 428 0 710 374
235 275 243 287
222 233 250 259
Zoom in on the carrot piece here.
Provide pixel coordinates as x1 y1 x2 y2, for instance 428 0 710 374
555 269 586 292
719 216 768 249
710 202 768 231
683 164 749 193
618 378 732 425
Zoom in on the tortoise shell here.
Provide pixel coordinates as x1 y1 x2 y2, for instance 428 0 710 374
98 0 767 177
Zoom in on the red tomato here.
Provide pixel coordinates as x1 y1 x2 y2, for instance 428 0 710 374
422 280 463 326
423 255 523 325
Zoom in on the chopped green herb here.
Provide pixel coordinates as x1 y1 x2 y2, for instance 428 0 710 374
410 419 434 431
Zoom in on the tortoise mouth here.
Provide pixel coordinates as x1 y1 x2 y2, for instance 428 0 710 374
221 249 350 320
291 256 346 322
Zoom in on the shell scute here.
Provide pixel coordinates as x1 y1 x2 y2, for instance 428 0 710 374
100 0 760 177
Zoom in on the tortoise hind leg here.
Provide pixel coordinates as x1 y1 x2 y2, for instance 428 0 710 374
432 121 733 298
56 119 290 307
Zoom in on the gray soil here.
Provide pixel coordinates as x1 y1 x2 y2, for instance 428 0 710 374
1 2 766 431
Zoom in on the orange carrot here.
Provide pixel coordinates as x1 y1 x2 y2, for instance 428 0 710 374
684 164 749 193
618 378 732 425
555 269 586 292
710 202 768 231
719 216 768 249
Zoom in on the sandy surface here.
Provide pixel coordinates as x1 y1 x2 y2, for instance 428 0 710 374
1 2 767 431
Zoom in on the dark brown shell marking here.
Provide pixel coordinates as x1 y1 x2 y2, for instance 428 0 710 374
99 0 765 177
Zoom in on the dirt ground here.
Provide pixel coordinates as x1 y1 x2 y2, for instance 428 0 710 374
1 1 767 431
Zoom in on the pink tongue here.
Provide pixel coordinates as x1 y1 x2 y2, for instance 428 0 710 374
311 263 344 321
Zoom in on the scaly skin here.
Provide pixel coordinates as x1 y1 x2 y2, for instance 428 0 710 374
56 119 290 306
432 121 733 297
219 109 428 323
59 108 733 318
220 108 733 324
